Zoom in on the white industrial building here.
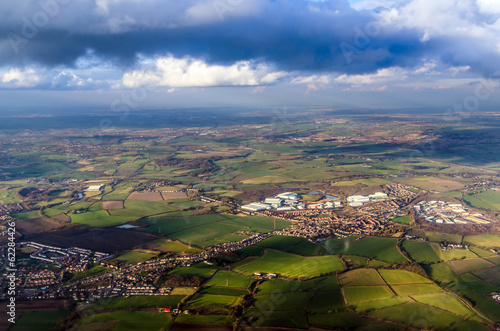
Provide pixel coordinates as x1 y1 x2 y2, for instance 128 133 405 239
276 192 299 200
265 197 283 205
241 203 272 212
369 192 388 199
347 195 370 203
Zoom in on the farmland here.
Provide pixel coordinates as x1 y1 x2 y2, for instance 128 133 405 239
464 235 500 249
324 236 407 263
76 311 173 330
450 258 496 274
339 269 385 286
204 270 253 288
234 249 344 278
2 110 500 331
402 241 442 263
141 214 290 247
343 285 394 304
188 294 241 307
11 310 70 331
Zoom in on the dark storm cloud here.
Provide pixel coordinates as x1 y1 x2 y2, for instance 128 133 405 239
0 0 498 77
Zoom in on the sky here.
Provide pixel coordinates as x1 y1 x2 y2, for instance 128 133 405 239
0 0 500 113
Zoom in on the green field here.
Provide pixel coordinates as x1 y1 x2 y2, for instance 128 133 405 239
200 286 248 296
12 210 40 221
390 215 413 225
188 294 241 307
324 237 407 263
156 240 203 253
402 241 442 263
76 310 173 330
470 246 497 257
464 190 500 210
307 291 345 313
244 309 307 329
234 249 344 278
255 235 304 250
169 266 218 278
391 283 442 296
426 232 463 244
369 302 465 329
450 258 496 274
412 292 475 317
142 214 290 247
485 255 500 265
252 235 328 256
254 292 314 311
256 275 339 295
114 250 157 264
205 270 254 288
343 285 394 304
443 249 478 261
70 210 137 227
473 266 500 286
82 295 184 313
339 268 385 286
378 269 432 284
174 314 233 324
308 311 403 330
12 310 70 331
464 235 500 249
354 296 412 312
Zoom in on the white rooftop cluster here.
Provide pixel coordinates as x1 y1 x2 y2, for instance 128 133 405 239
347 192 388 207
414 200 490 225
242 192 300 212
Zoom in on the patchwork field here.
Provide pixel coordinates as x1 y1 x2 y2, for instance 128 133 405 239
127 191 164 201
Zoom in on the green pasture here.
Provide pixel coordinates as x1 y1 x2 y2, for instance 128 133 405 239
402 241 442 263
205 270 253 288
343 285 394 304
234 249 344 278
76 310 173 330
324 236 407 263
339 269 385 286
12 310 70 331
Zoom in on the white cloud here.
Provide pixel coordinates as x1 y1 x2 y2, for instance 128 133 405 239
335 67 407 87
1 67 41 88
122 56 288 88
291 75 330 85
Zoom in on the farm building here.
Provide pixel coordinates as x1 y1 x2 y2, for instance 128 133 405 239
87 185 104 191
